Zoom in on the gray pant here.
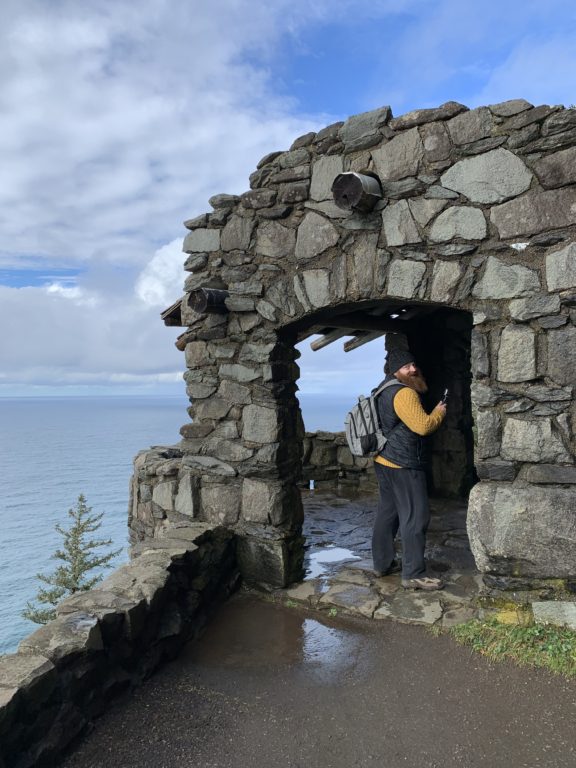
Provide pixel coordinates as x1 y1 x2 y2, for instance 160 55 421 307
372 463 430 579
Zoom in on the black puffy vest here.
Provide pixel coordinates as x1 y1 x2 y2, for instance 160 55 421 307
376 378 428 470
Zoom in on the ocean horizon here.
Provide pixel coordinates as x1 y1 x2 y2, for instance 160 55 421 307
0 392 352 653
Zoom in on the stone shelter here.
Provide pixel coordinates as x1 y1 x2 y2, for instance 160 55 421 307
131 99 576 591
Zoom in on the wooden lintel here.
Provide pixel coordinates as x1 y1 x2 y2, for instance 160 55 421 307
343 331 385 352
327 312 412 333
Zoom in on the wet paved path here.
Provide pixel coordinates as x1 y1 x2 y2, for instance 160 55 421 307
62 593 576 768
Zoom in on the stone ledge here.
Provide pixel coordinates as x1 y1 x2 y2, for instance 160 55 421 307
0 526 238 768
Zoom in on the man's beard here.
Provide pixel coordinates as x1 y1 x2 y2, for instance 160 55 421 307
395 370 428 394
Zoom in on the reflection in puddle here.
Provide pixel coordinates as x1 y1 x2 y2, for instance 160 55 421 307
306 546 362 579
186 595 364 684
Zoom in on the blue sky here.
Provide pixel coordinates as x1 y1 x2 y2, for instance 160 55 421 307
1 0 576 398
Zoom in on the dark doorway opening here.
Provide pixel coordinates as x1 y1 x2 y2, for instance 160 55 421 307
281 299 477 591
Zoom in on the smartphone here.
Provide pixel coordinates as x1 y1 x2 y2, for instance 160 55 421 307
441 388 449 404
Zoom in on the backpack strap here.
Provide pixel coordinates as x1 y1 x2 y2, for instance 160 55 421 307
372 379 405 432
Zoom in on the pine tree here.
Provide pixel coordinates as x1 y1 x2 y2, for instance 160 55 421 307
22 494 122 625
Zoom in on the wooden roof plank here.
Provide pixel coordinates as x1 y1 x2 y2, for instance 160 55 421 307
343 331 385 352
310 329 350 351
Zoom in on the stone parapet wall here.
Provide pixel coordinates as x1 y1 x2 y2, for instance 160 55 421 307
301 431 376 489
0 525 238 768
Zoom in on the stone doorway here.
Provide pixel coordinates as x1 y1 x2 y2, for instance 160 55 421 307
282 299 477 615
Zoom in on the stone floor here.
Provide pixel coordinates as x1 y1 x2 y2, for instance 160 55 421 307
276 487 484 628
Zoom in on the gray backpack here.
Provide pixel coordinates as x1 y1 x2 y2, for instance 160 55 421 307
344 380 398 457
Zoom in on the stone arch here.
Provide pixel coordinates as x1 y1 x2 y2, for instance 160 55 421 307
132 99 576 590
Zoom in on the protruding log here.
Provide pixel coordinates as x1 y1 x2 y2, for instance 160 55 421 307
331 172 382 212
189 288 229 314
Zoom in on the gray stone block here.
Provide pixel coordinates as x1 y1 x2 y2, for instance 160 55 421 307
488 99 533 117
19 614 103 662
295 212 339 260
497 325 536 382
310 155 344 202
371 128 424 181
534 146 576 189
387 259 426 299
467 482 576 577
429 206 487 242
525 465 576 484
181 455 236 477
339 106 391 145
472 256 540 299
476 410 501 458
547 326 576 386
200 484 240 525
152 481 176 512
533 602 576 630
446 107 492 145
441 149 532 204
546 242 576 291
182 228 220 253
490 187 576 238
501 418 571 463
509 294 561 320
220 216 254 251
421 121 452 163
255 221 296 259
302 269 331 308
389 101 466 130
475 460 517 481
541 109 576 136
382 200 421 246
241 189 277 209
242 404 279 443
471 329 490 378
347 233 378 297
430 260 463 303
409 198 447 227
503 104 559 132
175 472 198 516
270 165 310 184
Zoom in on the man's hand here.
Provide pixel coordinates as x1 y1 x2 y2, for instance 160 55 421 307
436 401 447 416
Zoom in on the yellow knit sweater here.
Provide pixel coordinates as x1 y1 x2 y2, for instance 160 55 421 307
375 387 445 469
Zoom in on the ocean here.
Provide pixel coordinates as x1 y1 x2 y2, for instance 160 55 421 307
0 393 350 654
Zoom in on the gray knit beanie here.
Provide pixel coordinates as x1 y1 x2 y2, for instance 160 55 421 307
387 348 416 374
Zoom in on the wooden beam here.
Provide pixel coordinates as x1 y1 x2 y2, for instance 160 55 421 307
310 329 350 351
344 331 385 352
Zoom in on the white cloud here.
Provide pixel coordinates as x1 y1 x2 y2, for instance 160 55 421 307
2 0 576 394
0 0 338 391
135 239 185 308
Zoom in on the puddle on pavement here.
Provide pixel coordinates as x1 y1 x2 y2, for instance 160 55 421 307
184 593 365 684
306 546 362 579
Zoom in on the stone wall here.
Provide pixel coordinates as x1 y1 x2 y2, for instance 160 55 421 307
301 431 375 489
0 525 238 768
133 98 576 588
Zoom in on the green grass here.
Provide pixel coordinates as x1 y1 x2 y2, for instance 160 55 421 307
450 618 576 678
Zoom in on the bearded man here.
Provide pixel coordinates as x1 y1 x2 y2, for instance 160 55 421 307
372 348 446 590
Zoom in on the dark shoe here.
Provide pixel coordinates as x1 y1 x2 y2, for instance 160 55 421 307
402 576 444 591
375 560 402 577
